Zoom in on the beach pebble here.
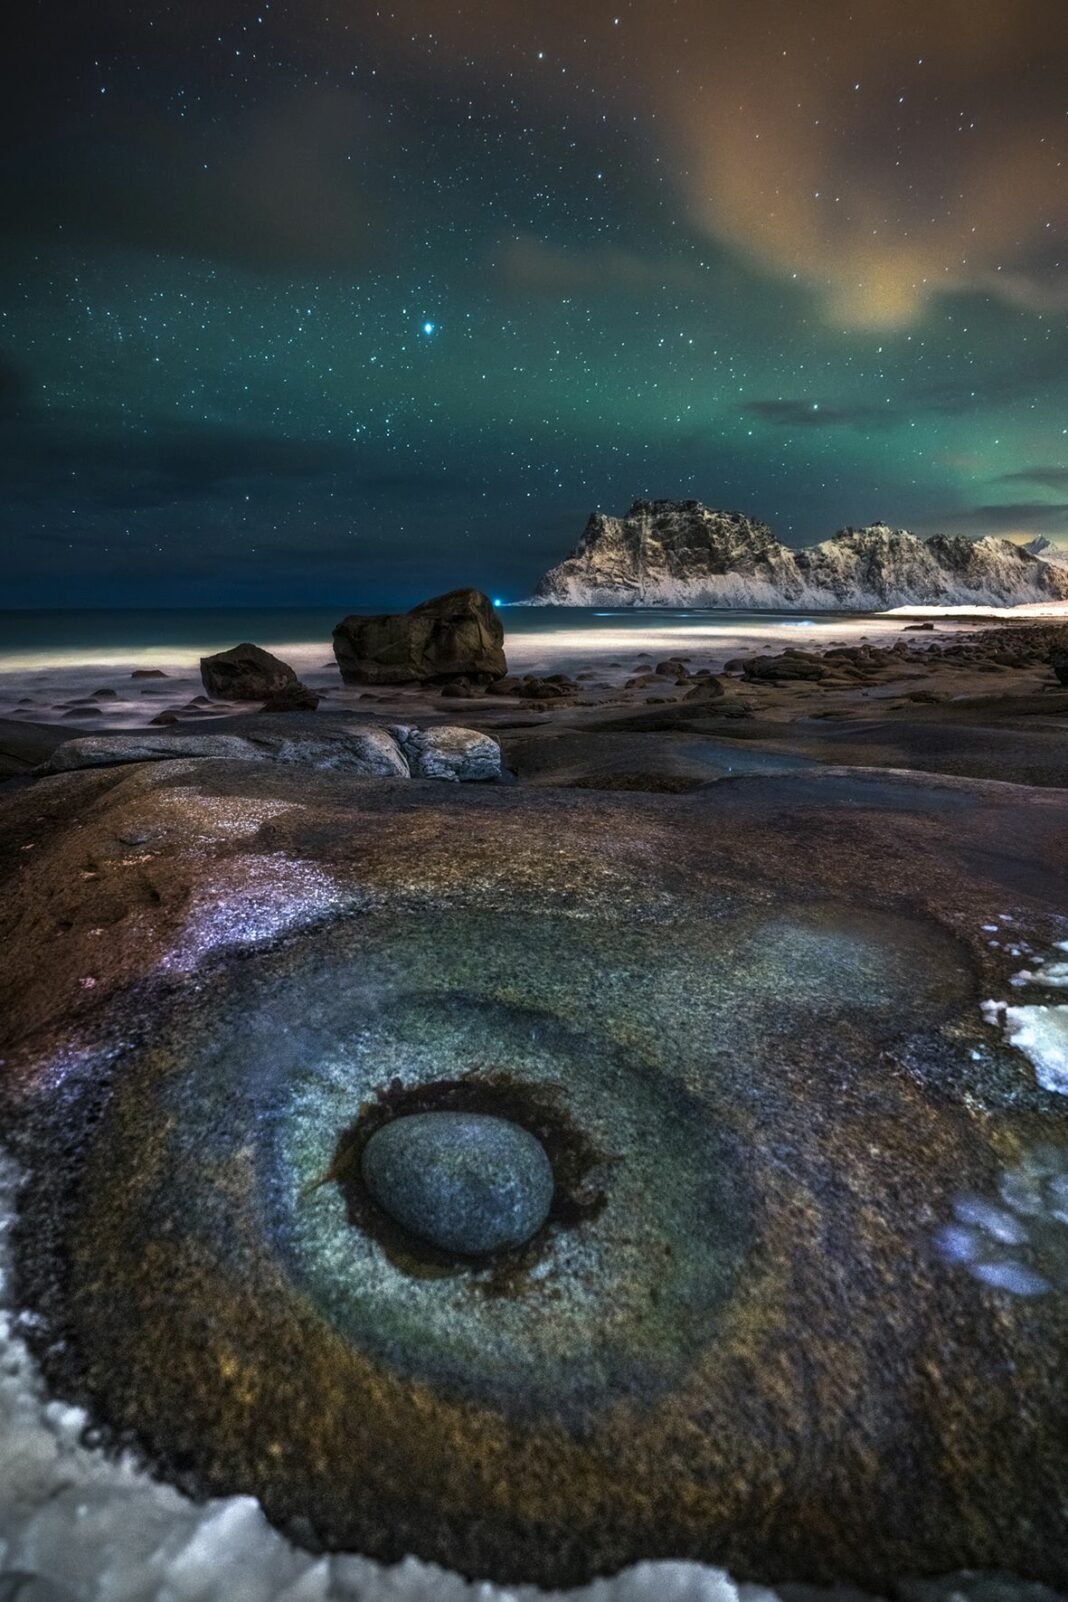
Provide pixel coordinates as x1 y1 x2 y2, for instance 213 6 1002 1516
360 1111 554 1256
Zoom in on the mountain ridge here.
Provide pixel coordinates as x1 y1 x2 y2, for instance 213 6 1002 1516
530 499 1068 609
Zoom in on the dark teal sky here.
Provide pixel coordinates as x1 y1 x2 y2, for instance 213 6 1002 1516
3 0 1065 606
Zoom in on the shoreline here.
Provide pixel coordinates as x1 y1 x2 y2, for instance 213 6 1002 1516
4 614 1067 791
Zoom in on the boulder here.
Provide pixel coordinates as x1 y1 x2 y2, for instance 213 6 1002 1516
200 642 298 700
1052 650 1068 687
389 724 502 782
332 588 506 685
361 1112 554 1256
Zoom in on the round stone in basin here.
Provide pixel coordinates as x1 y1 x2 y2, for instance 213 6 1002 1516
360 1110 554 1256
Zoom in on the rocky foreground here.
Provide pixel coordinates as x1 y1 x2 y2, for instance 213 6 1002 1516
1 611 1068 1593
531 499 1068 608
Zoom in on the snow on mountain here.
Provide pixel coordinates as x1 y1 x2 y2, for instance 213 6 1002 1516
530 502 1068 609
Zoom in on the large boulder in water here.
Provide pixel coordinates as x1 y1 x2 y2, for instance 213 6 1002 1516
200 642 298 700
332 588 506 685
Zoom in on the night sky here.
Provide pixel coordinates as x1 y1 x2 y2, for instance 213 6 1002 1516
3 1 1066 607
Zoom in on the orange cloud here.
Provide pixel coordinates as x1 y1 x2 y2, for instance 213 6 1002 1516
375 0 1067 329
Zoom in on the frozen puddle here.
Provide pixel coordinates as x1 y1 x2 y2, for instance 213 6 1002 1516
981 933 1068 1095
935 1149 1068 1298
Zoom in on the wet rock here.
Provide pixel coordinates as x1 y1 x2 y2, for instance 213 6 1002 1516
360 1111 554 1256
683 676 725 700
390 724 502 782
743 653 828 683
200 642 298 700
1052 650 1068 687
39 727 411 777
260 682 321 713
43 734 263 770
131 668 168 678
332 588 506 686
149 711 180 725
253 728 409 777
90 688 119 700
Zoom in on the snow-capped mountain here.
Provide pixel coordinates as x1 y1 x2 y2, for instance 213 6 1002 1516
529 501 1068 608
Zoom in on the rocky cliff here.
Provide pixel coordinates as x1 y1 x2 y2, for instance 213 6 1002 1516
531 500 1068 609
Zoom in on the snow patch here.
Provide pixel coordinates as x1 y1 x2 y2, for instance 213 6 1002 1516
1001 1005 1068 1094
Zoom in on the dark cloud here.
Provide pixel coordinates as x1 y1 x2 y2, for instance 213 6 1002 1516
743 399 895 430
938 502 1068 536
0 356 32 416
2 72 380 271
499 237 708 298
0 413 354 510
997 467 1068 492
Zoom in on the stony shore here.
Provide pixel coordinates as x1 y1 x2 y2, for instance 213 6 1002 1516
3 616 1067 791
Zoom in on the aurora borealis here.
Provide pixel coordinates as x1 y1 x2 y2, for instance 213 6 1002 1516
3 0 1066 606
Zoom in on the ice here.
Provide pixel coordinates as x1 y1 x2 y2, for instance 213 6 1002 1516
970 1262 1051 1296
952 1199 1027 1245
1000 1006 1068 1094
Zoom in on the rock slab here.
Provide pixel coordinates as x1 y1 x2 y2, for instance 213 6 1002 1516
39 723 498 782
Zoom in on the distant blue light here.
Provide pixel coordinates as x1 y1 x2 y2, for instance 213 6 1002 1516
422 320 436 335
493 597 504 607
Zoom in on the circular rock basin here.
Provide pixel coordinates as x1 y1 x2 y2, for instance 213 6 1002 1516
360 1110 554 1256
6 765 1068 1592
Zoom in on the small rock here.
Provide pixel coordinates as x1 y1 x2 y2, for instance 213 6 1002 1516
90 688 119 700
683 676 725 701
131 668 168 678
360 1111 554 1256
260 682 321 712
